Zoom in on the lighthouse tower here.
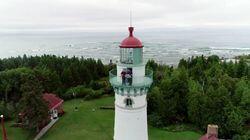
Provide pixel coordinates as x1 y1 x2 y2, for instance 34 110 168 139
109 26 153 140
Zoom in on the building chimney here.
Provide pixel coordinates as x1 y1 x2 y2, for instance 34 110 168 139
207 124 218 139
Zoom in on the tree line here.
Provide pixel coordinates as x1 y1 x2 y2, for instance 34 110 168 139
147 55 249 139
0 55 112 130
0 54 248 139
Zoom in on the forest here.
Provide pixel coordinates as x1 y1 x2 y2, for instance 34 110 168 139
147 55 249 139
0 54 249 139
0 55 112 131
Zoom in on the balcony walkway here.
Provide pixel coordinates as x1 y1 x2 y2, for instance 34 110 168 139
109 77 153 88
109 69 153 89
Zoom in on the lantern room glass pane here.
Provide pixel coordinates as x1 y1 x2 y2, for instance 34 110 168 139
133 48 143 64
120 48 143 64
120 48 133 64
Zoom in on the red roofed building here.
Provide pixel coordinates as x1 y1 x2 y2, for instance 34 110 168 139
17 93 64 129
43 93 64 119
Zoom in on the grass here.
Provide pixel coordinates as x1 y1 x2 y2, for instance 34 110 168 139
149 127 201 140
5 122 34 140
4 97 201 140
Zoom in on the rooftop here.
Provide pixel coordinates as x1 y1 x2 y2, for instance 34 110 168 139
120 27 143 48
43 93 64 110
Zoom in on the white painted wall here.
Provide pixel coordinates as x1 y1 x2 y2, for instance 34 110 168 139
114 59 149 140
115 94 146 108
114 93 148 140
132 66 145 84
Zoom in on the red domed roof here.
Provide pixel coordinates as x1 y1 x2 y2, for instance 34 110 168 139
120 27 143 48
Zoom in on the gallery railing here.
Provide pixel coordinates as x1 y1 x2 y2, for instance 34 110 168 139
109 69 153 89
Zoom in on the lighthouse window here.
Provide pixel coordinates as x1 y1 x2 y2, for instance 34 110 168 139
125 98 133 107
120 48 133 64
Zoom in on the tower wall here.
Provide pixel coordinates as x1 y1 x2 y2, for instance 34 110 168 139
114 93 148 140
115 93 147 108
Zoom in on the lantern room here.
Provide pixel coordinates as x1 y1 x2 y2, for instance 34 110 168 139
119 27 143 65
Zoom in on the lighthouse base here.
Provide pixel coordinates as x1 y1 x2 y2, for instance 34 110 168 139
114 104 148 140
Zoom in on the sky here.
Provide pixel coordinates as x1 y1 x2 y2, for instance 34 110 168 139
1 0 250 32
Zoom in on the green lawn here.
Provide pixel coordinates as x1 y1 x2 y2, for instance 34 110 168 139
5 122 34 140
4 97 201 140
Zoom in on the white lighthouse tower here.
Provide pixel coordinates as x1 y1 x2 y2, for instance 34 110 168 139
109 26 153 140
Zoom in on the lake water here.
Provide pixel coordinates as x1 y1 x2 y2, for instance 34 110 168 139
0 28 250 65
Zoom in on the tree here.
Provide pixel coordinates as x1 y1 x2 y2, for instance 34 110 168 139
148 86 165 115
61 67 74 88
0 59 3 71
34 67 62 93
79 65 92 84
234 79 250 125
187 80 208 128
96 59 106 77
221 103 245 138
147 86 167 127
235 58 247 78
146 60 158 72
178 58 188 69
19 74 48 131
0 68 33 107
207 55 220 66
160 68 188 123
224 61 236 77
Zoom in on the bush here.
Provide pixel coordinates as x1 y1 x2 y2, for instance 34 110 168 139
148 113 164 128
85 89 103 100
232 134 249 140
89 80 105 90
232 130 250 140
60 85 104 100
162 124 200 132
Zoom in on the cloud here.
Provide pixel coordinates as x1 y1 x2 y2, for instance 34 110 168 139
0 0 250 32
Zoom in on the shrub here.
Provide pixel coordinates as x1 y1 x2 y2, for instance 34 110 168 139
232 134 249 140
85 89 103 100
148 113 164 128
61 85 104 100
89 80 106 90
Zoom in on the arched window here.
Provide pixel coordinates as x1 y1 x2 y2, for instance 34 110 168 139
124 98 133 107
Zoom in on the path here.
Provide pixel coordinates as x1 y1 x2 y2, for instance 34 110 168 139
34 118 59 140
